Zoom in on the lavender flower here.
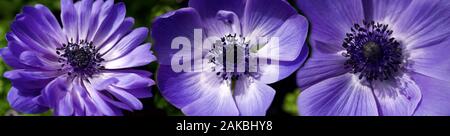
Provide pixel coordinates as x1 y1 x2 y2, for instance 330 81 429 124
0 0 156 116
152 0 309 116
296 0 450 116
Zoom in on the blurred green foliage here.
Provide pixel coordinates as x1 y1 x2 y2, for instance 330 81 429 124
0 0 300 116
283 89 300 116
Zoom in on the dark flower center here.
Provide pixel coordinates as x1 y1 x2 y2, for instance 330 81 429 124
56 39 104 77
362 41 381 60
342 21 403 82
207 34 259 81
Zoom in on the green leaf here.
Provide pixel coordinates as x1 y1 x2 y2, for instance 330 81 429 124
283 89 301 116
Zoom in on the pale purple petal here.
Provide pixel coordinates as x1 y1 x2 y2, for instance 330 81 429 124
91 2 126 47
101 27 148 60
393 0 450 50
181 83 239 116
189 0 245 36
371 74 421 116
411 73 450 116
408 39 450 82
297 51 349 89
61 0 78 40
234 77 275 116
82 79 117 116
258 45 308 84
298 74 378 116
104 86 143 110
55 89 75 116
71 78 103 116
85 0 111 42
75 0 94 40
242 0 297 38
97 17 135 54
256 15 308 61
157 65 239 116
103 43 155 69
92 70 154 98
362 0 412 23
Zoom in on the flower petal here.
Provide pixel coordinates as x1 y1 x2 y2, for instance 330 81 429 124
55 89 75 116
40 75 72 115
181 83 238 116
297 51 349 89
411 73 450 116
82 79 117 116
92 70 154 98
9 13 61 58
71 78 103 116
296 0 364 48
258 44 309 84
75 0 94 40
393 0 450 50
408 39 450 82
103 43 155 69
298 74 378 116
157 65 238 116
22 5 65 47
256 15 308 61
101 27 148 59
4 69 59 91
97 17 135 55
189 0 245 36
61 0 78 40
362 0 412 23
152 7 203 65
7 87 49 114
0 48 30 69
92 2 126 47
362 0 412 24
104 86 143 110
18 51 59 70
234 77 275 116
371 74 421 116
243 0 297 38
34 4 64 39
85 0 112 41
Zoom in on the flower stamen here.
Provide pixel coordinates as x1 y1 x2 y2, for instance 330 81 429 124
56 39 104 77
342 20 403 82
207 34 259 81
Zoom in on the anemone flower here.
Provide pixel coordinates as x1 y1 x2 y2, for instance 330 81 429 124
0 0 156 116
152 0 309 116
296 0 450 116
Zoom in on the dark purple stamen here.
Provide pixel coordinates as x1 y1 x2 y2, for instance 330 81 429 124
56 39 104 77
342 20 403 81
209 34 257 81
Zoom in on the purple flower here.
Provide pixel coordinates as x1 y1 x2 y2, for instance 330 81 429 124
152 0 309 116
296 0 450 116
0 0 156 116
